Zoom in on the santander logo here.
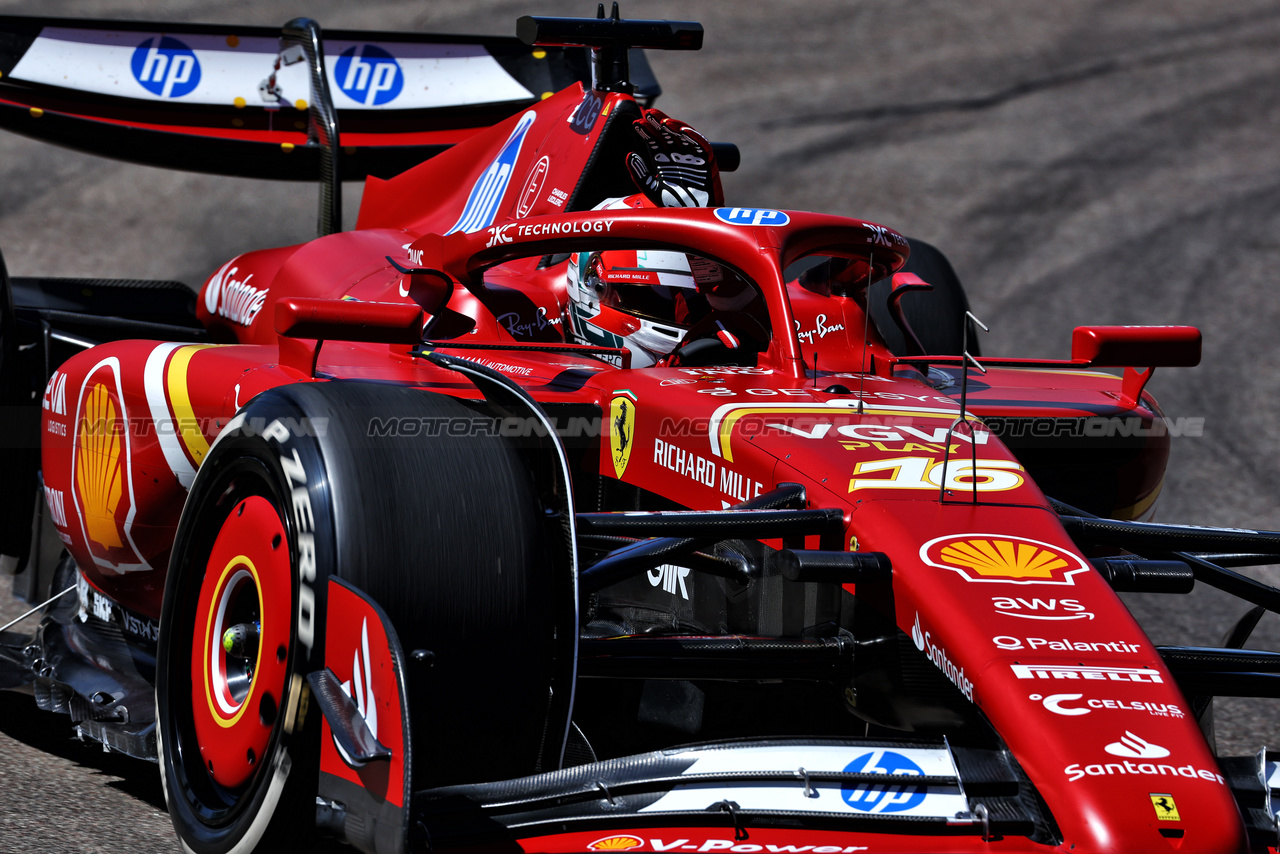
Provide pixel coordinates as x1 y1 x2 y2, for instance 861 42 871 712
205 258 267 326
911 613 974 702
1104 731 1169 759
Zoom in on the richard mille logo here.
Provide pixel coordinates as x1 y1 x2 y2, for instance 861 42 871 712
648 564 691 599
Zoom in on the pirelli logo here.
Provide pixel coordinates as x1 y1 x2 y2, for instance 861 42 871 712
1011 664 1163 683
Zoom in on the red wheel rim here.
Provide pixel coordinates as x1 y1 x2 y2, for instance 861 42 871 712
189 494 291 789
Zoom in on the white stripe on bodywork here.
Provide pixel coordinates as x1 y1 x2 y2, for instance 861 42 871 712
144 342 198 489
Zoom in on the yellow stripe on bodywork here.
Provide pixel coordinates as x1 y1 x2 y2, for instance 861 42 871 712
1113 476 1164 521
713 404 967 462
167 344 215 466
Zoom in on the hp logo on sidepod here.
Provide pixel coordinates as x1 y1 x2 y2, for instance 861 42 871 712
131 36 201 99
335 45 404 106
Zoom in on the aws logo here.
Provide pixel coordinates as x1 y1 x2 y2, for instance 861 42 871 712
131 36 200 99
921 534 1090 586
335 45 403 106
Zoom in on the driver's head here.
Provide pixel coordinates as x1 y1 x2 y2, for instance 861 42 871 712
567 247 709 367
563 194 763 366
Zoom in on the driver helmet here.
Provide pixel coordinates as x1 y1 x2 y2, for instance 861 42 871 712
565 195 749 367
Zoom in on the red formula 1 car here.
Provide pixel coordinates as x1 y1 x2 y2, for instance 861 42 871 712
1 9 1278 854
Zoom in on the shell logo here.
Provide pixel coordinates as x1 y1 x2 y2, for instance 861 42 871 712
920 534 1091 586
588 836 644 851
70 361 151 573
76 383 125 550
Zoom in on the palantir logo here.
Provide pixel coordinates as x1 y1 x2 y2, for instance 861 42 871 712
131 36 201 99
841 750 927 813
335 45 403 106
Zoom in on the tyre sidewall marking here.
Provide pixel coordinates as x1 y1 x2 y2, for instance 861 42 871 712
159 397 333 852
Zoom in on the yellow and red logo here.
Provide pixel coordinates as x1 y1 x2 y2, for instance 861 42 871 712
588 836 644 851
920 534 1090 586
76 382 125 550
609 392 636 478
71 363 151 573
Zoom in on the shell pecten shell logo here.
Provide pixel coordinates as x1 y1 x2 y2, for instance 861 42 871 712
76 382 125 550
921 534 1090 585
588 835 644 851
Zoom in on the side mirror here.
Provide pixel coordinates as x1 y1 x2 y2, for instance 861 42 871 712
886 272 934 358
275 297 424 376
1071 326 1201 367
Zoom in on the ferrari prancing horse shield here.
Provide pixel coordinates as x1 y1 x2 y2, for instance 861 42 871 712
610 395 635 478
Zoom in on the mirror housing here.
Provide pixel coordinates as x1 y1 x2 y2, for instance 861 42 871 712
1071 325 1201 367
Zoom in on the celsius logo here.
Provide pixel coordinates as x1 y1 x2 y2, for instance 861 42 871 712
841 750 927 813
1031 692 1185 719
335 44 404 106
714 207 790 227
1033 693 1091 717
131 36 201 99
1105 731 1170 759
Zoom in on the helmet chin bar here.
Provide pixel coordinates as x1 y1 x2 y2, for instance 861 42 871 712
576 305 686 368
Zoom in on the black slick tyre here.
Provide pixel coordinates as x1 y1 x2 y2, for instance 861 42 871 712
157 381 560 853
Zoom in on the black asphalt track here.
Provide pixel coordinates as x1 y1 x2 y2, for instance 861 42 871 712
2 1 1278 850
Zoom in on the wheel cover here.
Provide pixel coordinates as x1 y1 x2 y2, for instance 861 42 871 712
190 494 291 790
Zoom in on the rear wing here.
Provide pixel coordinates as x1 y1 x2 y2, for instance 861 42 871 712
0 14 667 182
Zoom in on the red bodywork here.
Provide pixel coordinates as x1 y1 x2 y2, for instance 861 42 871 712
38 82 1233 853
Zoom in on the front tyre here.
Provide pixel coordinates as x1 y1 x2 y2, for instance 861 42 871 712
157 399 328 854
157 380 564 852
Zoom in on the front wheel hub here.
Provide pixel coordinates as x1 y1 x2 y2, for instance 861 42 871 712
190 495 291 789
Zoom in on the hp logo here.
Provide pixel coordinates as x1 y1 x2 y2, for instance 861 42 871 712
714 207 791 227
131 36 201 99
840 750 927 813
335 45 403 106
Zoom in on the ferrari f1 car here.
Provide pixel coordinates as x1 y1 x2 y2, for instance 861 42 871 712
2 9 1280 854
